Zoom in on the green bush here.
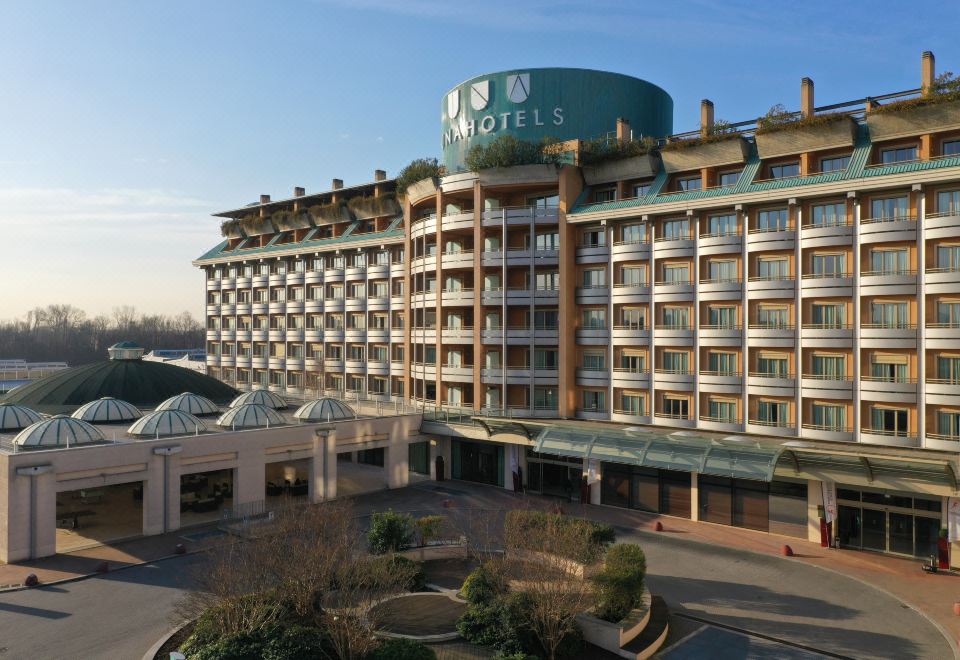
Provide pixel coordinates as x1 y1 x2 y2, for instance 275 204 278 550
464 135 564 171
368 510 415 554
262 625 331 660
188 632 265 660
415 514 447 546
396 158 442 194
371 554 426 591
369 638 437 660
503 510 615 564
579 136 656 166
592 543 647 623
461 563 504 605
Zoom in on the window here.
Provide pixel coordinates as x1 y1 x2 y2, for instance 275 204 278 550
662 263 690 284
757 305 789 328
678 176 701 191
446 349 463 368
812 253 846 277
633 183 651 198
869 248 908 274
707 305 737 328
534 309 558 329
528 193 559 208
757 400 789 426
757 257 789 279
812 403 847 430
707 259 737 282
719 171 741 187
535 271 559 290
620 266 645 286
443 276 463 292
937 245 960 271
937 355 960 382
871 354 907 382
620 223 646 244
663 396 689 418
938 411 960 438
662 351 689 373
483 274 500 291
758 352 789 377
944 140 960 156
661 218 690 240
870 195 910 221
707 351 738 375
937 301 960 327
534 387 558 410
620 351 647 373
582 309 606 329
620 392 645 415
534 349 559 369
870 406 909 436
582 268 606 288
811 303 845 327
708 398 738 422
770 162 800 179
870 301 909 327
582 351 606 371
594 188 617 203
812 354 846 379
820 156 850 173
706 214 737 236
757 208 789 232
880 146 918 164
620 307 646 329
582 390 606 412
662 306 690 328
535 231 559 250
810 202 846 227
581 228 606 247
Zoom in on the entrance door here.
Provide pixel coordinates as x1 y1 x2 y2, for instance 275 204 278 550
837 505 861 548
861 508 887 552
888 512 914 556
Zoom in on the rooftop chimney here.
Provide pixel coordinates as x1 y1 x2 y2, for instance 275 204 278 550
332 178 343 190
801 78 814 118
700 100 714 137
293 187 305 197
922 51 936 95
616 118 631 144
374 169 386 182
259 194 271 204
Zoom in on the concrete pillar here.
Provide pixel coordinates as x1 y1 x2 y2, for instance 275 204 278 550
143 454 165 536
616 117 631 144
800 78 814 118
385 441 409 489
236 446 266 506
700 99 714 137
922 51 936 95
807 479 825 544
690 472 699 521
504 444 517 491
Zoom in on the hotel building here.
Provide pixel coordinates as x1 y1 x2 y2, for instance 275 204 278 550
192 53 960 558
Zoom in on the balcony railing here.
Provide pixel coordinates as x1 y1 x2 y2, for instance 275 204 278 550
699 277 742 285
654 232 693 242
612 238 651 247
613 408 647 416
654 368 693 375
655 323 692 330
612 367 650 375
800 218 853 230
926 266 960 274
700 230 742 240
654 279 693 286
861 427 916 438
801 323 852 330
748 224 795 234
861 323 917 330
748 418 795 428
747 275 796 282
926 322 960 329
699 415 743 424
861 375 918 384
926 432 960 442
802 423 853 433
801 271 849 279
927 377 960 384
860 214 917 225
654 411 691 420
613 323 647 331
700 324 742 330
749 322 796 330
860 269 917 277
749 371 795 379
802 373 852 381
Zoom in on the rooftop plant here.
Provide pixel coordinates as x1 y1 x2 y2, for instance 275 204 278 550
755 104 851 135
579 136 657 166
220 218 244 238
871 71 960 115
659 118 738 151
347 193 401 219
396 158 442 194
464 135 565 171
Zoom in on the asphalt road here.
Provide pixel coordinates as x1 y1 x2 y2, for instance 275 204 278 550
0 486 950 660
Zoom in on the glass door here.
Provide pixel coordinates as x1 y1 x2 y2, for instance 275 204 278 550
861 508 886 552
888 512 914 556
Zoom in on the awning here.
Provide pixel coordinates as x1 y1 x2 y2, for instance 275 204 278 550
533 425 785 481
777 448 958 492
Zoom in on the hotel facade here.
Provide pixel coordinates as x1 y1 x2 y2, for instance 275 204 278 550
195 54 960 559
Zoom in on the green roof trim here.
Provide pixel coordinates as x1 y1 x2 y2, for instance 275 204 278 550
195 215 405 263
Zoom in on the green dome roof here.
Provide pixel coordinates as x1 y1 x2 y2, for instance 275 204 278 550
0 359 238 415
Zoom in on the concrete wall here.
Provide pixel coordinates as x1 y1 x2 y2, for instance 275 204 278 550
0 414 423 562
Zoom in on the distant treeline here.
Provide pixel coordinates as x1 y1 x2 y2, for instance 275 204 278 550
0 304 204 366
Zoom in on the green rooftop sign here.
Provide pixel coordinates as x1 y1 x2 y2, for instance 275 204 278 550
441 68 673 172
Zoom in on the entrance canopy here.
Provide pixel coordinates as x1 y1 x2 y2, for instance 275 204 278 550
533 425 785 481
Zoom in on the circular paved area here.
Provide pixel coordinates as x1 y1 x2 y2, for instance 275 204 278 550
371 593 466 636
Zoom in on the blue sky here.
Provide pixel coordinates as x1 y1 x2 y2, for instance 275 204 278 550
1 0 957 320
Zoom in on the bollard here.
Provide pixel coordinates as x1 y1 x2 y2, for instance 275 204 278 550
781 545 794 557
24 573 38 587
653 521 663 532
174 543 186 555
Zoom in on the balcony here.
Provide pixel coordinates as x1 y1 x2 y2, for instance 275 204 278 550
699 324 742 346
801 374 853 398
926 377 960 404
800 272 853 298
860 375 917 403
925 322 960 349
441 250 474 270
653 233 695 258
653 368 694 390
576 326 609 344
698 370 742 393
441 288 475 306
443 366 474 383
268 300 287 315
611 282 651 304
612 324 650 344
286 271 305 285
324 268 345 282
698 277 742 300
860 323 917 348
747 372 796 396
575 408 610 422
268 329 287 342
859 215 917 244
746 225 796 252
859 270 917 297
800 323 853 347
653 279 694 300
698 231 742 256
506 287 534 305
576 367 610 387
746 419 797 437
654 324 693 346
611 239 651 261
441 210 476 231
653 412 696 428
926 210 960 239
268 273 286 287
925 266 960 295
611 368 650 388
860 427 920 448
304 270 323 285
800 423 854 442
748 323 796 347
698 415 744 433
800 220 853 249
251 273 269 288
611 410 652 425
576 284 609 304
746 276 796 299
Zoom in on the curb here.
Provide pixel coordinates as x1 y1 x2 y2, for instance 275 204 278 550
142 620 190 660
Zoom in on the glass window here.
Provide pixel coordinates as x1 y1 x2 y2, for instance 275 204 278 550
810 202 846 227
582 390 606 411
534 349 559 369
719 171 741 187
871 355 907 382
821 155 850 173
758 257 789 279
678 176 701 191
581 228 605 247
708 306 737 327
937 245 960 271
771 162 800 179
707 260 737 281
937 301 960 327
534 387 558 410
535 271 559 290
620 266 645 286
535 231 559 250
757 400 789 425
582 309 606 329
869 249 908 274
757 208 789 232
870 407 909 435
582 268 606 288
534 309 558 329
757 305 789 328
812 253 846 277
811 303 845 327
758 353 789 377
620 352 647 372
528 193 559 208
944 140 960 156
663 263 690 283
633 183 651 198
662 351 689 373
937 355 960 382
870 302 909 327
708 398 738 421
812 403 846 430
582 352 606 371
706 214 737 236
620 393 645 415
663 396 689 418
662 218 690 240
870 196 910 221
594 188 617 203
662 306 690 328
881 146 918 164
812 354 846 378
621 223 647 244
938 411 960 438
707 352 738 375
